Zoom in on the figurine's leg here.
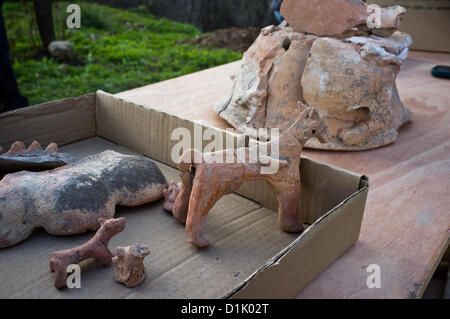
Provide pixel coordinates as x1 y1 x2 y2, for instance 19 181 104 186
278 185 304 233
49 258 55 272
172 171 192 224
53 264 68 289
185 181 222 248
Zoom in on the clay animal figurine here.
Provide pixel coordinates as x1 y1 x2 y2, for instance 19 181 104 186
112 243 150 288
172 102 331 247
0 150 167 248
0 140 74 176
50 217 126 289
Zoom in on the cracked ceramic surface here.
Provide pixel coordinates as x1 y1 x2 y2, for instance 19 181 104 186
163 182 181 212
215 7 412 151
113 243 150 288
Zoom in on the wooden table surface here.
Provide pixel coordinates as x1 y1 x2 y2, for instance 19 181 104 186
116 50 450 299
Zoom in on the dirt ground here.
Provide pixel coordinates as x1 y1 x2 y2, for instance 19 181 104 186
188 27 261 53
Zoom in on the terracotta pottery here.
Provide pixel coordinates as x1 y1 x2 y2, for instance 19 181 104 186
215 3 412 151
49 217 126 289
112 243 150 288
173 103 330 248
280 0 369 37
280 0 406 37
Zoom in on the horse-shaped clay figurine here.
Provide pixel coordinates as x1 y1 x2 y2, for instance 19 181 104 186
167 102 331 247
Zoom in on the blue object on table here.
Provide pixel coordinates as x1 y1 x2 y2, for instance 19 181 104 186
431 65 450 79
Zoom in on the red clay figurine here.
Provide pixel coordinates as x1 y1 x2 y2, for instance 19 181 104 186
172 103 330 247
49 217 126 289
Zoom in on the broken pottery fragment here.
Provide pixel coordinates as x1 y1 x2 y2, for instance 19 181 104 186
280 0 406 37
280 0 369 37
215 24 317 136
334 5 407 38
0 141 74 176
215 15 412 150
301 34 412 150
174 103 330 248
302 34 411 150
371 5 406 37
50 217 126 289
112 243 150 288
0 150 167 248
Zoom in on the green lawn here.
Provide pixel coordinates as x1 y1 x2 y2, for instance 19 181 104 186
3 2 242 106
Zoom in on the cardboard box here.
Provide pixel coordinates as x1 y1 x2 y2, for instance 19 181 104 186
370 0 450 52
0 91 369 298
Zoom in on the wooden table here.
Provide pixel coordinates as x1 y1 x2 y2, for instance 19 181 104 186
116 50 450 299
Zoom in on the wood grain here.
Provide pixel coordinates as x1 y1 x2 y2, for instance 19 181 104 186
116 51 450 299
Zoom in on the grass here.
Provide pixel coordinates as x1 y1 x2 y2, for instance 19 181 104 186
2 2 242 106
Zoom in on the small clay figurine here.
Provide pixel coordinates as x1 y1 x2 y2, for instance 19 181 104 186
0 150 167 248
172 103 330 247
112 243 150 288
163 182 181 212
0 140 74 176
49 217 126 289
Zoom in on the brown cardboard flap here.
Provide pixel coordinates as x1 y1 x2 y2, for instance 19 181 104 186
96 90 240 169
0 94 97 149
238 159 364 224
228 180 369 299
